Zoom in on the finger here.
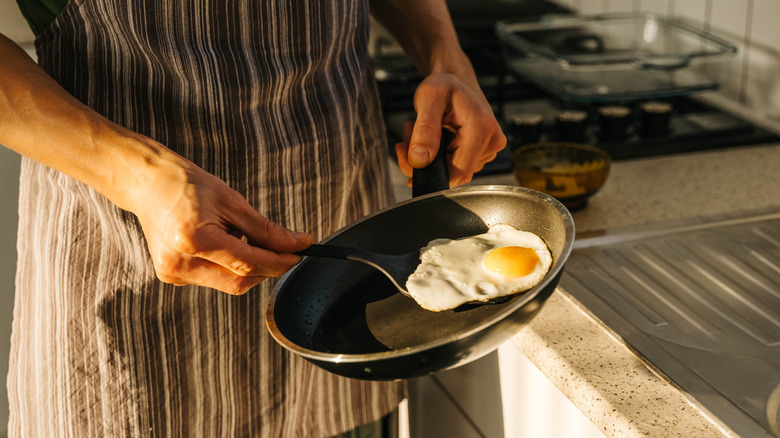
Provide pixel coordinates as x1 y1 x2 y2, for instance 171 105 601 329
409 88 449 168
475 151 499 172
157 255 268 295
449 126 486 186
394 141 413 177
487 127 508 154
192 225 305 278
450 115 507 186
478 133 504 163
395 120 419 177
223 195 312 253
156 221 302 279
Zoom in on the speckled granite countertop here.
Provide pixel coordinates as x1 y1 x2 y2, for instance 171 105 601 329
390 140 780 437
508 142 780 438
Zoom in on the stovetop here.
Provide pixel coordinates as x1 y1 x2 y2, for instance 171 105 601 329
375 54 780 176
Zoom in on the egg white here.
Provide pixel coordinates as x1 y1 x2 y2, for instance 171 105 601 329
406 224 552 312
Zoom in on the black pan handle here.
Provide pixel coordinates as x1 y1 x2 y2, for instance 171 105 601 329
411 127 454 198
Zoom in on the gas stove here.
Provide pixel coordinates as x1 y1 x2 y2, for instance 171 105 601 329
374 41 780 175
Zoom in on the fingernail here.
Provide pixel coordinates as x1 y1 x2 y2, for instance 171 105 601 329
409 145 430 167
290 230 310 240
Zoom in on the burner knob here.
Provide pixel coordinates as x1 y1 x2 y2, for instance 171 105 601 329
510 113 544 148
598 105 631 142
640 101 673 137
556 110 588 142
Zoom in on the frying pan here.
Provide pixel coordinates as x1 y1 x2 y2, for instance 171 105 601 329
266 182 574 381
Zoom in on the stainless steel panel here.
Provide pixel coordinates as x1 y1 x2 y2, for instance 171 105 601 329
562 209 780 437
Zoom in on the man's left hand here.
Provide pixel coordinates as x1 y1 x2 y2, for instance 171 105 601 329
394 70 506 188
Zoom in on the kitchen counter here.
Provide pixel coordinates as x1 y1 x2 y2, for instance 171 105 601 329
389 140 780 437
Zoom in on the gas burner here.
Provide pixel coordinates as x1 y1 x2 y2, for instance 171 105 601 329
501 95 780 161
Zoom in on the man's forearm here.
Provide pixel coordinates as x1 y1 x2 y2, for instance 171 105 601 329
0 33 187 213
369 0 477 83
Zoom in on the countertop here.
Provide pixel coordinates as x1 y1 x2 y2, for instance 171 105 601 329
389 140 780 437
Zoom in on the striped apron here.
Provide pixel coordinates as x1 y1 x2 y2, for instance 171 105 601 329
7 0 405 436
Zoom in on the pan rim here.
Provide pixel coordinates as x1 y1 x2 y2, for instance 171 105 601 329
265 184 575 364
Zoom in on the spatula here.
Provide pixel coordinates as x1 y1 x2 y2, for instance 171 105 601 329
293 127 453 295
294 244 421 295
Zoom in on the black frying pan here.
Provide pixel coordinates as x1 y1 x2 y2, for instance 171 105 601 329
266 181 574 381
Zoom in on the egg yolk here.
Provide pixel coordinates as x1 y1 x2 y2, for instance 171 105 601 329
484 246 540 278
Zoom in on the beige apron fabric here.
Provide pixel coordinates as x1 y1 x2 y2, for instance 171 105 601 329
7 0 405 436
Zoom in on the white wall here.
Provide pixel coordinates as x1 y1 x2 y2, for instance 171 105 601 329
0 0 33 43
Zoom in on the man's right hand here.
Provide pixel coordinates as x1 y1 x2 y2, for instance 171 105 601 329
130 155 313 295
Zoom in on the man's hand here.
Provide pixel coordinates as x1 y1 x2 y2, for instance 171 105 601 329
394 71 506 187
132 159 312 295
371 0 506 188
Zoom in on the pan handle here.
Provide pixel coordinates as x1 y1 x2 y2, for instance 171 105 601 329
411 127 453 197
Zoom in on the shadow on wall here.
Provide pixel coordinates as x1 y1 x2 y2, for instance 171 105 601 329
0 147 21 437
742 41 780 120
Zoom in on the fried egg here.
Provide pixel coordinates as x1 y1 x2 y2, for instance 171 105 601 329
406 224 552 312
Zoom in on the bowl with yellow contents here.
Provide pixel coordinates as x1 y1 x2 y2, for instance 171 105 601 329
513 142 611 210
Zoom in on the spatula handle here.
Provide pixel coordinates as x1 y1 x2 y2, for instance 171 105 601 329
295 243 376 264
412 127 454 197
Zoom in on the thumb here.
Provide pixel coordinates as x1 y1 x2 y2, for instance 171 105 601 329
409 88 448 169
408 123 442 168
